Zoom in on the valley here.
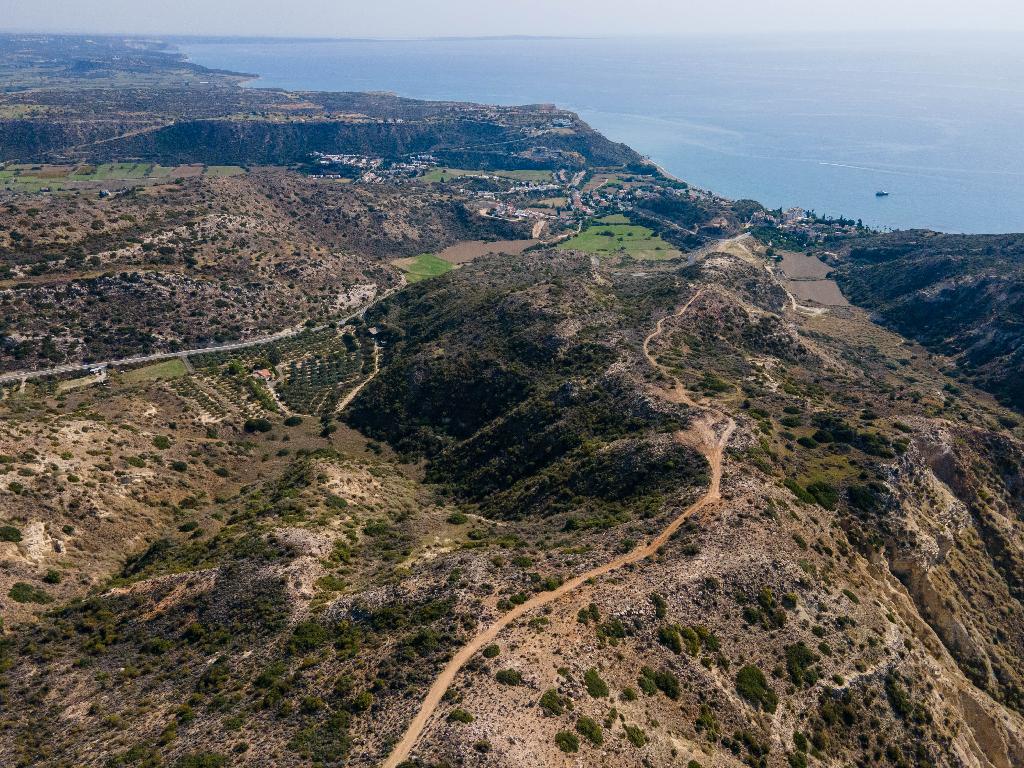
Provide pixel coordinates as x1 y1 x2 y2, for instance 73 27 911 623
0 32 1023 768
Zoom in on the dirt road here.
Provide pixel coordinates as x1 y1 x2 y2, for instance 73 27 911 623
335 342 380 414
0 289 397 386
381 289 735 768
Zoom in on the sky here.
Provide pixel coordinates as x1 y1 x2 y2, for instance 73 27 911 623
1 0 1022 39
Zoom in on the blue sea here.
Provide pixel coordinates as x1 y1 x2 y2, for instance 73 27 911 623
181 34 1024 234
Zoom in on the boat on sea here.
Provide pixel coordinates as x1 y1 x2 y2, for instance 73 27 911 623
875 190 890 197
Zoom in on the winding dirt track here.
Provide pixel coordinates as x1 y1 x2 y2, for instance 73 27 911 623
382 289 734 767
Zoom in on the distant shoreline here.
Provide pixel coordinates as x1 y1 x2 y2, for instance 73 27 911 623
177 35 1024 234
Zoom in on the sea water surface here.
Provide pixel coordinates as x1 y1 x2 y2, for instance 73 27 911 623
181 35 1024 234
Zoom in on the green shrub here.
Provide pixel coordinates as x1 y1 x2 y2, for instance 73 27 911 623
680 626 700 656
287 711 351 763
283 416 303 427
695 703 719 740
584 667 608 698
650 592 667 618
8 582 51 604
638 673 657 696
806 481 838 509
42 569 62 584
539 689 564 716
482 643 500 658
652 668 679 699
448 708 473 723
495 669 523 686
784 478 815 504
0 525 21 542
639 666 679 699
170 460 188 472
288 620 328 654
658 624 683 654
316 575 346 592
575 715 603 745
785 642 820 687
446 511 469 525
885 673 912 718
152 435 171 450
736 665 777 712
555 731 579 753
624 724 647 747
577 602 600 624
244 418 273 433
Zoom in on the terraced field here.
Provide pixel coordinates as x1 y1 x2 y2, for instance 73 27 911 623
187 326 369 416
277 345 365 414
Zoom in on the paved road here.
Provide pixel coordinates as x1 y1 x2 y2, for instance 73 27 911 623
0 288 396 386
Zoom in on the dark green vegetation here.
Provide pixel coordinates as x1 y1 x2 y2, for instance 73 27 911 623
346 251 708 525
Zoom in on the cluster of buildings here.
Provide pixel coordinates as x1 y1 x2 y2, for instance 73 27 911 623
309 152 441 184
486 201 556 221
311 152 383 171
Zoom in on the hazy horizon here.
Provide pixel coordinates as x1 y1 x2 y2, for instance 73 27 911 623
1 0 1021 39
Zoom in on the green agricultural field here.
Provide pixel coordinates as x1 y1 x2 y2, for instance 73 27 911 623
117 358 188 385
1 176 61 192
422 167 553 183
392 253 456 283
558 217 681 260
204 165 246 177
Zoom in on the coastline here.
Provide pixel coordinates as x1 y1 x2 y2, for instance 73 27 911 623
176 35 1024 234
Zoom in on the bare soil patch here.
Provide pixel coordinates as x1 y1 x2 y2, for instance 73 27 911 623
785 278 850 306
437 239 538 264
779 250 834 279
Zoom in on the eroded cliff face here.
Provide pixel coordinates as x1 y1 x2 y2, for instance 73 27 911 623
875 424 1024 729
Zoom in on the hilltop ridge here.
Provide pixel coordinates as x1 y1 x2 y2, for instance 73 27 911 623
0 32 1023 768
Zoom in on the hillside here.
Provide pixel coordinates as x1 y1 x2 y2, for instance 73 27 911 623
0 35 640 169
832 230 1024 411
1 31 1024 768
3 236 1024 768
